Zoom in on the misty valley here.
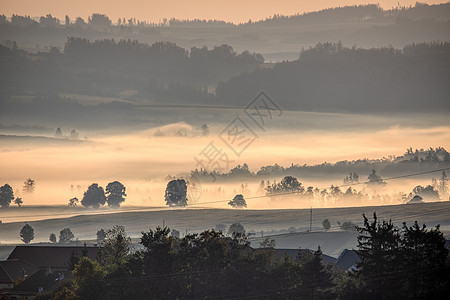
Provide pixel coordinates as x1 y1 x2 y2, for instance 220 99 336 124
0 2 449 300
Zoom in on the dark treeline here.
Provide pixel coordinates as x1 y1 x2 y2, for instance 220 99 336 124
0 38 262 100
1 41 449 113
216 42 450 112
244 2 450 26
34 214 449 299
1 4 449 57
247 4 385 26
63 37 263 86
190 147 450 181
1 3 448 29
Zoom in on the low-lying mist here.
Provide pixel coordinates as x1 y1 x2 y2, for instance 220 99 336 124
1 109 449 211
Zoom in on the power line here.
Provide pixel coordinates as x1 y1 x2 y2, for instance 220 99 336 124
1 168 447 221
189 167 450 206
251 206 450 240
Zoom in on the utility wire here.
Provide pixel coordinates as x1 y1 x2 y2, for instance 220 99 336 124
189 167 450 206
1 167 448 221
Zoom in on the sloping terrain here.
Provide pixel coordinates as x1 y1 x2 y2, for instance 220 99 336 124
1 201 449 257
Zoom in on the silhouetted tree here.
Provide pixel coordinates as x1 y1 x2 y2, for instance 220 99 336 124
344 172 359 183
88 13 112 30
39 14 59 26
400 221 449 298
59 228 75 243
367 169 386 185
0 184 14 208
140 226 175 278
14 197 23 207
260 237 276 248
81 183 106 208
49 233 57 243
69 129 79 139
20 224 34 244
201 124 209 136
408 195 424 203
68 249 80 271
74 17 86 26
228 222 245 237
301 246 334 299
356 213 401 298
22 178 35 193
228 194 247 208
97 229 106 243
105 181 126 208
55 127 62 137
340 221 357 231
322 218 331 230
410 185 440 201
229 163 252 177
165 179 188 207
98 225 131 266
266 176 304 197
73 257 106 298
439 171 448 200
68 197 79 207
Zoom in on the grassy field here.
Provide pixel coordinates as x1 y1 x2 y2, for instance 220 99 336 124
1 201 449 257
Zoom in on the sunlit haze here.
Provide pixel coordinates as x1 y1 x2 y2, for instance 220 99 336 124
1 0 446 23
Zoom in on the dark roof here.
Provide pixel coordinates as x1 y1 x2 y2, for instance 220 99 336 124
0 259 39 283
7 246 99 269
12 268 72 294
275 249 337 264
0 264 12 284
335 249 360 270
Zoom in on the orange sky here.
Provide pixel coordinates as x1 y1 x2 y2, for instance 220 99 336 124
0 0 446 24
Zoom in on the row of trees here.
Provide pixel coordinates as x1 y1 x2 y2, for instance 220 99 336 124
215 42 450 112
166 172 447 209
19 225 75 244
0 37 262 102
266 174 447 204
0 178 35 208
69 181 127 209
43 214 449 299
1 13 164 29
165 178 247 208
1 4 442 29
190 148 450 182
355 213 449 298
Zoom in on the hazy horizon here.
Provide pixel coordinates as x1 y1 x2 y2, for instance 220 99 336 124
1 0 447 24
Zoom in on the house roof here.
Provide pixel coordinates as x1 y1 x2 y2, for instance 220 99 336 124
7 245 99 269
12 268 72 294
0 264 12 284
0 259 39 283
335 249 360 270
274 248 337 264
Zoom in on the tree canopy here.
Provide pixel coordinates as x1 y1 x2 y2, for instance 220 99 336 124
266 176 305 197
105 181 126 208
81 183 106 208
59 227 75 243
19 224 34 244
0 184 14 208
356 213 449 298
165 179 188 207
228 194 247 208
